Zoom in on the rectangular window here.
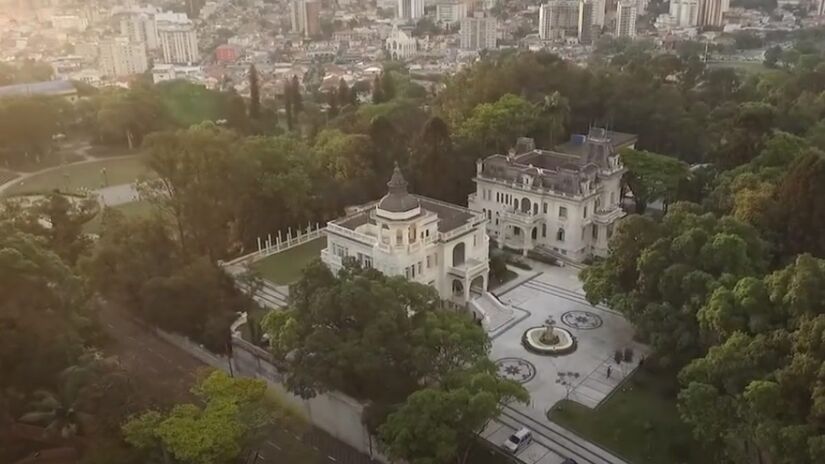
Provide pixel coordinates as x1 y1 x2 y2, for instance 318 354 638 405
543 202 548 214
332 243 348 257
583 206 588 218
396 229 403 244
473 234 478 247
405 267 411 278
496 192 500 202
363 255 373 268
426 256 432 268
559 206 568 219
592 226 598 240
418 262 422 274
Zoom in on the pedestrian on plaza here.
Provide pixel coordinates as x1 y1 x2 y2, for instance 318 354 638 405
606 365 612 378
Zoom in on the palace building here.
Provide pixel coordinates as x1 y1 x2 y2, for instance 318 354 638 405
468 128 636 263
321 165 490 305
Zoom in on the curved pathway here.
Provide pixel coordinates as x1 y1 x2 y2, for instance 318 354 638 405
0 154 146 209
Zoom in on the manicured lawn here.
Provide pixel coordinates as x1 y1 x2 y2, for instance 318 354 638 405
3 157 151 196
82 200 157 234
251 238 327 285
549 368 708 464
157 80 225 127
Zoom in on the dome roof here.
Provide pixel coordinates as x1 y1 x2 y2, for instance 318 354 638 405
377 164 419 214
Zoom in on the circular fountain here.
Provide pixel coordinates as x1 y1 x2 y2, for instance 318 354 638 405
521 323 576 356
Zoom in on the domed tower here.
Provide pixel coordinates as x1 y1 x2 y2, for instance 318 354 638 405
376 164 421 220
375 164 422 249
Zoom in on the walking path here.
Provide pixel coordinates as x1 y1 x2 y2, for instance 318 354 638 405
0 153 144 196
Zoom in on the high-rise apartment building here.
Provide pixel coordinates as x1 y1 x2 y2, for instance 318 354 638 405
157 13 199 64
578 0 597 45
119 12 159 50
615 0 637 37
305 1 321 36
669 0 699 26
592 0 606 26
698 0 729 27
539 1 580 40
436 1 468 23
460 13 497 50
99 37 148 78
291 0 322 36
398 0 425 21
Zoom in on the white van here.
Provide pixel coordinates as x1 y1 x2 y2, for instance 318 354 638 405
502 427 532 454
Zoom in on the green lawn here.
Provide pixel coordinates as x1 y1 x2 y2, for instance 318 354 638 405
3 157 151 196
251 238 327 285
549 368 708 464
82 200 157 234
157 80 226 127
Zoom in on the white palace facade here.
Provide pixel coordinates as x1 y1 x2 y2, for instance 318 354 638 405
321 166 490 305
468 128 636 263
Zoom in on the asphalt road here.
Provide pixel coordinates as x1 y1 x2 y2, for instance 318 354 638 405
100 302 378 464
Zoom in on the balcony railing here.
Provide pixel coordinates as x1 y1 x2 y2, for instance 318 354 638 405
502 208 543 225
448 258 489 278
593 208 624 224
326 223 378 247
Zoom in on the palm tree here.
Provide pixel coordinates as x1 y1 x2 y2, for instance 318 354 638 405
19 388 89 438
19 352 102 438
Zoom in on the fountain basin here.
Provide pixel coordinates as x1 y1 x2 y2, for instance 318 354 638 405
521 326 576 356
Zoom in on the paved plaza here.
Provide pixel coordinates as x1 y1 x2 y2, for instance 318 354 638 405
481 264 649 464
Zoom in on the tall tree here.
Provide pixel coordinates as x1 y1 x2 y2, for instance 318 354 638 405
290 75 303 115
248 64 260 120
123 371 302 464
337 78 354 107
379 363 529 464
372 75 385 104
0 222 91 395
774 149 825 258
380 71 396 101
620 149 690 214
410 116 464 203
456 94 540 155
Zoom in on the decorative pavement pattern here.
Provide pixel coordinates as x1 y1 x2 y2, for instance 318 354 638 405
495 357 537 384
560 310 603 330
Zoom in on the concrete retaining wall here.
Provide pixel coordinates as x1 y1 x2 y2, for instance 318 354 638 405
230 337 387 462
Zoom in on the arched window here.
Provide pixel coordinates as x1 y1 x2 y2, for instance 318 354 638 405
556 228 565 242
520 198 531 213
